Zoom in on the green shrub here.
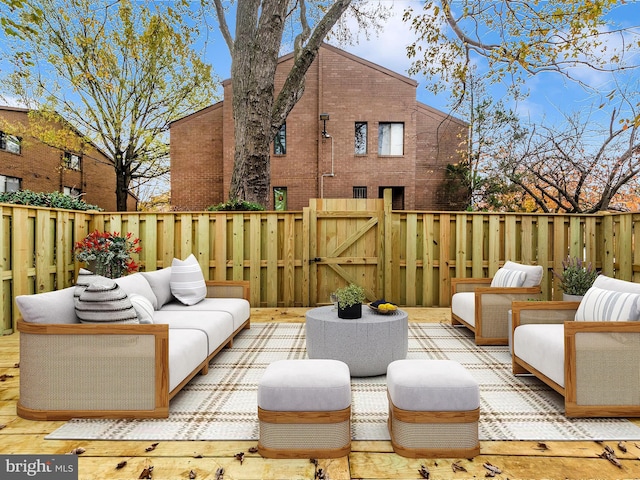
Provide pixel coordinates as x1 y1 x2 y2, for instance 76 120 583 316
0 190 102 211
207 199 265 211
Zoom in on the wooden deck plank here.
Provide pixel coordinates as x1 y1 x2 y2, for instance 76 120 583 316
1 307 639 479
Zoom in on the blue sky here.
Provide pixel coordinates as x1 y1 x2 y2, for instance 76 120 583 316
203 0 640 129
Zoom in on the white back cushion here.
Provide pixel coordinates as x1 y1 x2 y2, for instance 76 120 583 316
575 286 640 322
503 261 543 287
592 275 640 294
491 268 526 288
129 293 155 324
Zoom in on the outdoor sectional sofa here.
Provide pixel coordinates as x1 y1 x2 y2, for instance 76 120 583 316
15 265 251 420
511 275 640 418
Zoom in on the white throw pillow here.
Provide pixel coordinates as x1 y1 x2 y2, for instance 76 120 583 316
75 278 139 324
129 293 155 324
503 261 543 287
490 268 526 288
575 286 640 322
170 254 207 306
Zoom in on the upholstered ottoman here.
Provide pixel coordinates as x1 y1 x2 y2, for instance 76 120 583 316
387 359 480 458
257 359 352 459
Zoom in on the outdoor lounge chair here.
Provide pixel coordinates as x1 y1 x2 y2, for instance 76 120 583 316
450 261 543 345
511 274 640 417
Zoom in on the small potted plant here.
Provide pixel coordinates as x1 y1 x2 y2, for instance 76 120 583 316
553 256 599 301
333 283 366 319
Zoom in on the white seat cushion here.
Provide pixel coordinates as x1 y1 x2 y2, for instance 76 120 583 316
451 291 475 327
258 359 351 412
161 298 251 332
513 324 565 387
168 329 208 392
387 359 479 411
154 310 234 356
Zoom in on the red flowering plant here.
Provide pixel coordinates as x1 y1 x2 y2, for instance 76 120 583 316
74 230 141 278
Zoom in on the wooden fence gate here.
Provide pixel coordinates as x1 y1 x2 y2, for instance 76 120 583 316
305 198 386 306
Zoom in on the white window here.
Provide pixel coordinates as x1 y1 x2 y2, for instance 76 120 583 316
64 152 82 170
0 132 21 154
0 175 21 192
378 122 404 156
64 186 82 198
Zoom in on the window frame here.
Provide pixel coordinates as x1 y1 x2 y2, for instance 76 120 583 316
63 151 82 171
0 175 21 193
355 122 367 155
378 122 404 156
0 131 21 154
353 186 367 199
274 123 286 155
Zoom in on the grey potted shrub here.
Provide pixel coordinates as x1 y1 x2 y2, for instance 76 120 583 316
554 256 599 301
334 283 366 319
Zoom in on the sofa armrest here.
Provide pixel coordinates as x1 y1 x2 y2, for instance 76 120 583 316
205 280 250 301
564 321 640 417
450 277 492 299
16 320 169 420
511 301 579 329
472 286 542 344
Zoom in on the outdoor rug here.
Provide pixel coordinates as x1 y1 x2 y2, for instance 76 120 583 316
47 322 640 442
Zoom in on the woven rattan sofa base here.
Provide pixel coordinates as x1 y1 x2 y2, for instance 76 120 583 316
257 407 351 459
388 398 480 458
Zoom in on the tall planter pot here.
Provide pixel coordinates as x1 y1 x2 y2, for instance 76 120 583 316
338 303 362 319
562 293 584 302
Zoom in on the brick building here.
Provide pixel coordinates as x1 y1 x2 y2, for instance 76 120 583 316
170 44 469 211
0 106 136 211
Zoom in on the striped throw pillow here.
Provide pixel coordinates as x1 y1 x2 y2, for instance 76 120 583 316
74 268 109 305
490 268 526 288
170 254 207 306
75 278 139 324
575 286 640 322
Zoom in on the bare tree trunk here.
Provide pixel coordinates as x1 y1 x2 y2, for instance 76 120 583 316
226 0 353 208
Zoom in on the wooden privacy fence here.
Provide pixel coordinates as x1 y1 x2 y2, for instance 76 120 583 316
2 194 638 333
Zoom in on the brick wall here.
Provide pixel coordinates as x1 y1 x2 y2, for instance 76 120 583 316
170 44 469 211
170 104 224 210
0 107 135 211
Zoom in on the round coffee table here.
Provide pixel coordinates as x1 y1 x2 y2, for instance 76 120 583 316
305 305 408 377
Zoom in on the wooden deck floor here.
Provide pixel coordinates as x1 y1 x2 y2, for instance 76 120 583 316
1 307 639 479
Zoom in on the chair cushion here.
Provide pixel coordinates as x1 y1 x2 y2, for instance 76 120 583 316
129 293 155 324
592 275 640 294
502 261 543 287
160 298 251 332
387 359 479 411
170 254 207 306
114 273 157 309
141 267 174 309
257 359 351 412
75 278 139 324
575 286 640 322
490 268 526 288
513 324 565 387
16 287 80 324
451 291 475 327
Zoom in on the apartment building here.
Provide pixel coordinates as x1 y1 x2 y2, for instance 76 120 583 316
0 106 136 211
170 44 468 211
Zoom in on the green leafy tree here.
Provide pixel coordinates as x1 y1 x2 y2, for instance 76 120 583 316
1 0 216 211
